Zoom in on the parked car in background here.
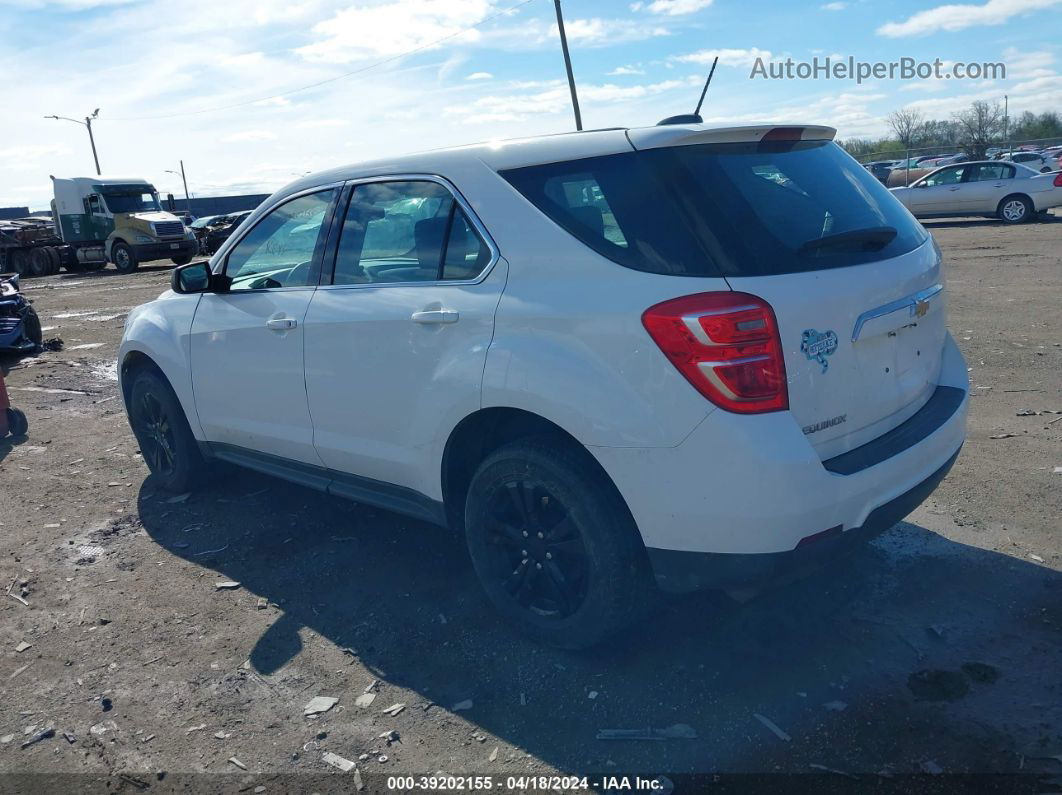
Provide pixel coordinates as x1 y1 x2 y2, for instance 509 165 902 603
999 151 1057 173
864 160 895 184
200 211 253 255
119 121 968 647
890 161 1062 222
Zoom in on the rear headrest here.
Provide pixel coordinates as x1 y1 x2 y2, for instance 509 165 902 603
568 205 604 238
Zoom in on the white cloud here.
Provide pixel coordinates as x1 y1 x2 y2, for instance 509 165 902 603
676 47 774 68
222 130 279 142
642 0 714 15
466 71 493 80
295 119 350 129
1002 47 1055 79
877 0 1062 37
0 144 71 160
821 1 847 9
296 0 492 63
445 77 698 123
555 17 669 44
609 65 647 76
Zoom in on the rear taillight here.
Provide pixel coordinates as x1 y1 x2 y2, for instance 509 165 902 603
1054 172 1062 187
642 292 789 414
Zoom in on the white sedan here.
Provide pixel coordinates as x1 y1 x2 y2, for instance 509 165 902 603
890 160 1062 223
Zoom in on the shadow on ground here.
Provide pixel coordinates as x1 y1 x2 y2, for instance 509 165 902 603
135 467 1062 775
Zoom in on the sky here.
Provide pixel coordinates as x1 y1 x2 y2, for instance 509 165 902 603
1 0 1060 209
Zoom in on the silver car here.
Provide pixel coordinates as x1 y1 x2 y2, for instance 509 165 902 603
890 161 1062 223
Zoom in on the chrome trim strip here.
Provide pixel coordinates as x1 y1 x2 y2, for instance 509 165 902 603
851 283 943 342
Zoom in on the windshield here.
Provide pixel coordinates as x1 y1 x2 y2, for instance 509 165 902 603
101 187 162 214
501 140 928 277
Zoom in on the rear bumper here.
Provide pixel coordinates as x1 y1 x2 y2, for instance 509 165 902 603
588 332 968 582
132 240 194 262
646 447 960 592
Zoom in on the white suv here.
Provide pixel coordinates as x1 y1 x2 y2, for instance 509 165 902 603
119 122 968 648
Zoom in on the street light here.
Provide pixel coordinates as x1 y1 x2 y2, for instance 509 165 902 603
44 109 101 175
164 160 191 216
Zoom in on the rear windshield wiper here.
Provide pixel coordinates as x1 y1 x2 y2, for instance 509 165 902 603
797 226 897 256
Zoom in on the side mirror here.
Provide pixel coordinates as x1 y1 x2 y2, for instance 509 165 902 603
914 181 928 188
172 261 212 294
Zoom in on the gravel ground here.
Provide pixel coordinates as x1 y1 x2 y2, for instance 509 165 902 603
1 216 1060 793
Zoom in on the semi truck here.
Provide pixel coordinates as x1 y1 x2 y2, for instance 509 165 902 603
0 177 197 277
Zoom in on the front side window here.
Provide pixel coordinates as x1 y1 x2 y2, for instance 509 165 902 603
223 189 337 291
332 180 491 285
921 166 966 187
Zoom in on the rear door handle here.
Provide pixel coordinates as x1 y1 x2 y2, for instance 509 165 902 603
411 309 459 324
266 317 297 330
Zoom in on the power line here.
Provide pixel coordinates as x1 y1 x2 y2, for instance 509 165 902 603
104 0 539 122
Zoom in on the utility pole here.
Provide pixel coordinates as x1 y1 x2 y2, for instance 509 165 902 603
1003 94 1009 152
553 0 582 131
45 109 101 174
165 162 192 216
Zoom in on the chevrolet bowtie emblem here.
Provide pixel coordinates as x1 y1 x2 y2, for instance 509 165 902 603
913 299 930 318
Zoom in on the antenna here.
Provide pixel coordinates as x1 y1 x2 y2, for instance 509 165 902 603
693 56 719 118
656 56 719 126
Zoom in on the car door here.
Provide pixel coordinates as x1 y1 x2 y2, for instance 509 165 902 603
303 177 506 500
905 165 970 215
190 187 340 465
962 163 1015 213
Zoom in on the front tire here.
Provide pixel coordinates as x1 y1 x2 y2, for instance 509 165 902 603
5 408 28 438
171 254 193 266
127 369 204 493
998 195 1033 224
464 438 651 649
22 306 43 347
111 242 138 274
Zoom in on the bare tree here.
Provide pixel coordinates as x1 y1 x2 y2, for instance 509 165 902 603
887 108 925 149
953 100 1005 158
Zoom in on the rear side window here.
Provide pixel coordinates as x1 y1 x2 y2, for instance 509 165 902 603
502 140 928 277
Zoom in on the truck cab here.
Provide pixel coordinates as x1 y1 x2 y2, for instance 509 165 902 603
51 177 196 273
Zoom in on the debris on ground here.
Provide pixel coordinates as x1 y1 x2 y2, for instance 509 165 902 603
215 581 241 590
228 757 247 770
355 693 376 708
451 700 473 712
489 746 499 762
1029 553 1045 563
1015 409 1038 416
989 433 1017 439
89 720 117 737
185 723 206 733
322 751 356 772
364 679 379 693
381 702 406 717
62 732 76 744
20 727 54 749
753 713 791 742
379 730 400 745
41 337 64 352
377 755 389 763
304 696 339 717
14 641 32 653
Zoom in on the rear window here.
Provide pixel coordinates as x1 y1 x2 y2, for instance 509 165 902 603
501 140 928 277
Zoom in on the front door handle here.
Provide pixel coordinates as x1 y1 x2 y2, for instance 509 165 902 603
266 317 297 330
411 309 459 325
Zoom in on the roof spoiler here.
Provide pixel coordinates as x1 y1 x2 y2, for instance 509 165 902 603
629 124 837 151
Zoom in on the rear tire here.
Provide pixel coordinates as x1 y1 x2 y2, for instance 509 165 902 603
5 408 28 438
127 369 205 493
28 248 51 278
998 195 1033 224
464 438 652 649
171 254 192 266
111 242 138 274
9 249 29 276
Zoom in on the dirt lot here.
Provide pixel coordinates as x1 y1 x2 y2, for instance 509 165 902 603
1 216 1060 793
